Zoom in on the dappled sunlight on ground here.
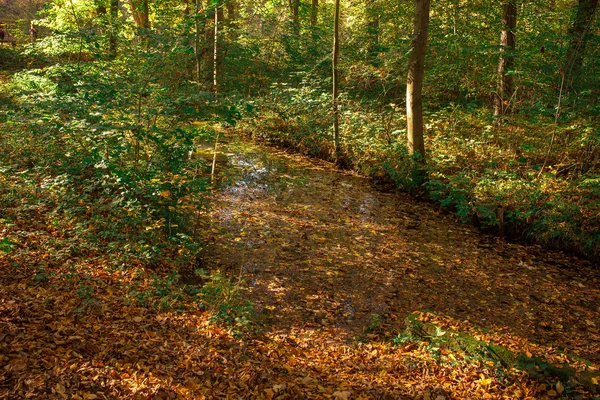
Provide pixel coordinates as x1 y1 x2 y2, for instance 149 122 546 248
2 138 599 398
205 141 600 361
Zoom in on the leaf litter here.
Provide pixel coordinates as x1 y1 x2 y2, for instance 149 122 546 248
1 139 600 399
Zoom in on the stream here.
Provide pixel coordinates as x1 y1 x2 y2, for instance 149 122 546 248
201 138 600 361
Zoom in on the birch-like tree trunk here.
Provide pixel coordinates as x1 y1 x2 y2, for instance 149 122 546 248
493 0 517 126
213 4 219 92
194 0 204 84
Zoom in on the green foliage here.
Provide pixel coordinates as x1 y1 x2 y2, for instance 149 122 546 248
0 237 13 253
248 94 600 260
0 13 247 268
2 60 209 266
128 272 187 310
245 79 332 157
198 271 255 334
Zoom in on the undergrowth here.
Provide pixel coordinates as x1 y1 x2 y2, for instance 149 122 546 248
395 312 600 397
0 47 251 332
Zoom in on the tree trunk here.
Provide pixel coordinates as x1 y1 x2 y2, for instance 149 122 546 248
224 0 237 43
129 0 149 29
109 0 118 58
493 0 517 126
564 0 599 85
226 0 235 20
366 0 379 65
332 0 341 162
213 4 219 92
203 7 215 86
290 0 300 33
311 0 318 27
406 0 430 162
194 0 204 84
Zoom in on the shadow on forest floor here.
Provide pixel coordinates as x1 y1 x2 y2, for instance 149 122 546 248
206 140 600 359
1 139 599 399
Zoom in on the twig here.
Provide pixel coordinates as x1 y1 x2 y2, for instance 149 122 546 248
537 71 565 180
211 130 220 183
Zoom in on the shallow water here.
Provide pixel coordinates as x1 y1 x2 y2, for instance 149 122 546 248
203 138 600 360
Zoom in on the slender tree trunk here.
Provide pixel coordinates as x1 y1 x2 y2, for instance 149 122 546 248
366 0 379 65
224 0 237 47
109 0 118 58
213 5 219 92
406 0 430 162
311 0 318 27
564 0 599 85
493 0 517 126
183 0 193 80
203 7 215 86
332 0 341 162
194 0 203 84
290 0 300 33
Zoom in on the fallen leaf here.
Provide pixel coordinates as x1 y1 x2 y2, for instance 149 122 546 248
264 388 274 400
273 384 286 393
56 383 66 395
333 391 352 400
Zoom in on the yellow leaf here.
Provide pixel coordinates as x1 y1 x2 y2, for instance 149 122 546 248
591 377 598 385
479 376 492 386
56 383 66 394
264 389 274 400
556 381 564 394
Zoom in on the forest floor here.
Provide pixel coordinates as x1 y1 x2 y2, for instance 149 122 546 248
1 138 600 399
